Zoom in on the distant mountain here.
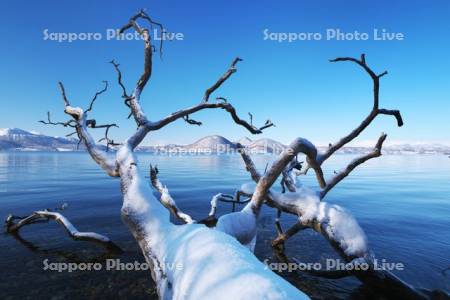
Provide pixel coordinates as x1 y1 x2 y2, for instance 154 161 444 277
0 128 81 151
140 135 237 153
317 144 450 155
141 136 286 154
380 143 450 155
187 135 236 152
235 137 253 146
1 128 450 155
247 138 286 154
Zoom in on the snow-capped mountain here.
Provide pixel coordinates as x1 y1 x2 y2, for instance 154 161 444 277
1 128 449 155
141 136 286 154
246 138 286 154
187 135 236 151
235 137 253 146
0 128 81 151
141 135 237 153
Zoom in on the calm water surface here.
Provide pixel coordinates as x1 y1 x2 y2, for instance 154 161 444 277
0 152 449 299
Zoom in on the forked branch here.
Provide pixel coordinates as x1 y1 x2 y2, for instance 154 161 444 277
39 111 77 128
57 82 119 177
316 54 402 165
98 124 121 151
120 55 274 150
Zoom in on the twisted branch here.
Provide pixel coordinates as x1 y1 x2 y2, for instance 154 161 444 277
316 54 402 165
85 80 108 113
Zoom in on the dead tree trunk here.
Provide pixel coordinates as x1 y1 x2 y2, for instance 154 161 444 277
37 9 430 300
224 56 425 299
41 10 307 300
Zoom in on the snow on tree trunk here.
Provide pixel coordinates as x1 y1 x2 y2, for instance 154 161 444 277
117 145 308 299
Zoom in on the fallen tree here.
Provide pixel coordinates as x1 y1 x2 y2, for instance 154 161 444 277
32 9 431 300
146 52 427 299
37 10 308 300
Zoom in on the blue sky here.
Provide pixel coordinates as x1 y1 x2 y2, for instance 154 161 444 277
0 0 449 146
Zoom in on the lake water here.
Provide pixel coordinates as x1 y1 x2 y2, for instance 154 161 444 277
0 152 449 299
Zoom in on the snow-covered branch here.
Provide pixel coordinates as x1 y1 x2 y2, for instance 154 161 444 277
6 209 122 253
281 158 303 193
238 145 369 256
249 138 327 215
238 146 426 299
57 82 119 177
116 141 307 299
237 144 262 182
149 165 194 224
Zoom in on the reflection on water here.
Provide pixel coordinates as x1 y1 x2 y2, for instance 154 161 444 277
0 152 449 299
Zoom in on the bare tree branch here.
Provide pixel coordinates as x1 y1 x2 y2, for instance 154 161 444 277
315 54 402 165
114 12 158 126
118 10 163 92
110 60 129 98
124 99 275 152
274 209 283 235
147 101 271 133
216 96 227 103
203 57 242 102
272 221 307 250
97 124 121 151
320 133 387 199
86 81 108 113
39 111 77 128
378 108 404 126
58 81 70 107
183 115 202 126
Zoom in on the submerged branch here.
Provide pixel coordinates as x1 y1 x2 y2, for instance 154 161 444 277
5 210 122 253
